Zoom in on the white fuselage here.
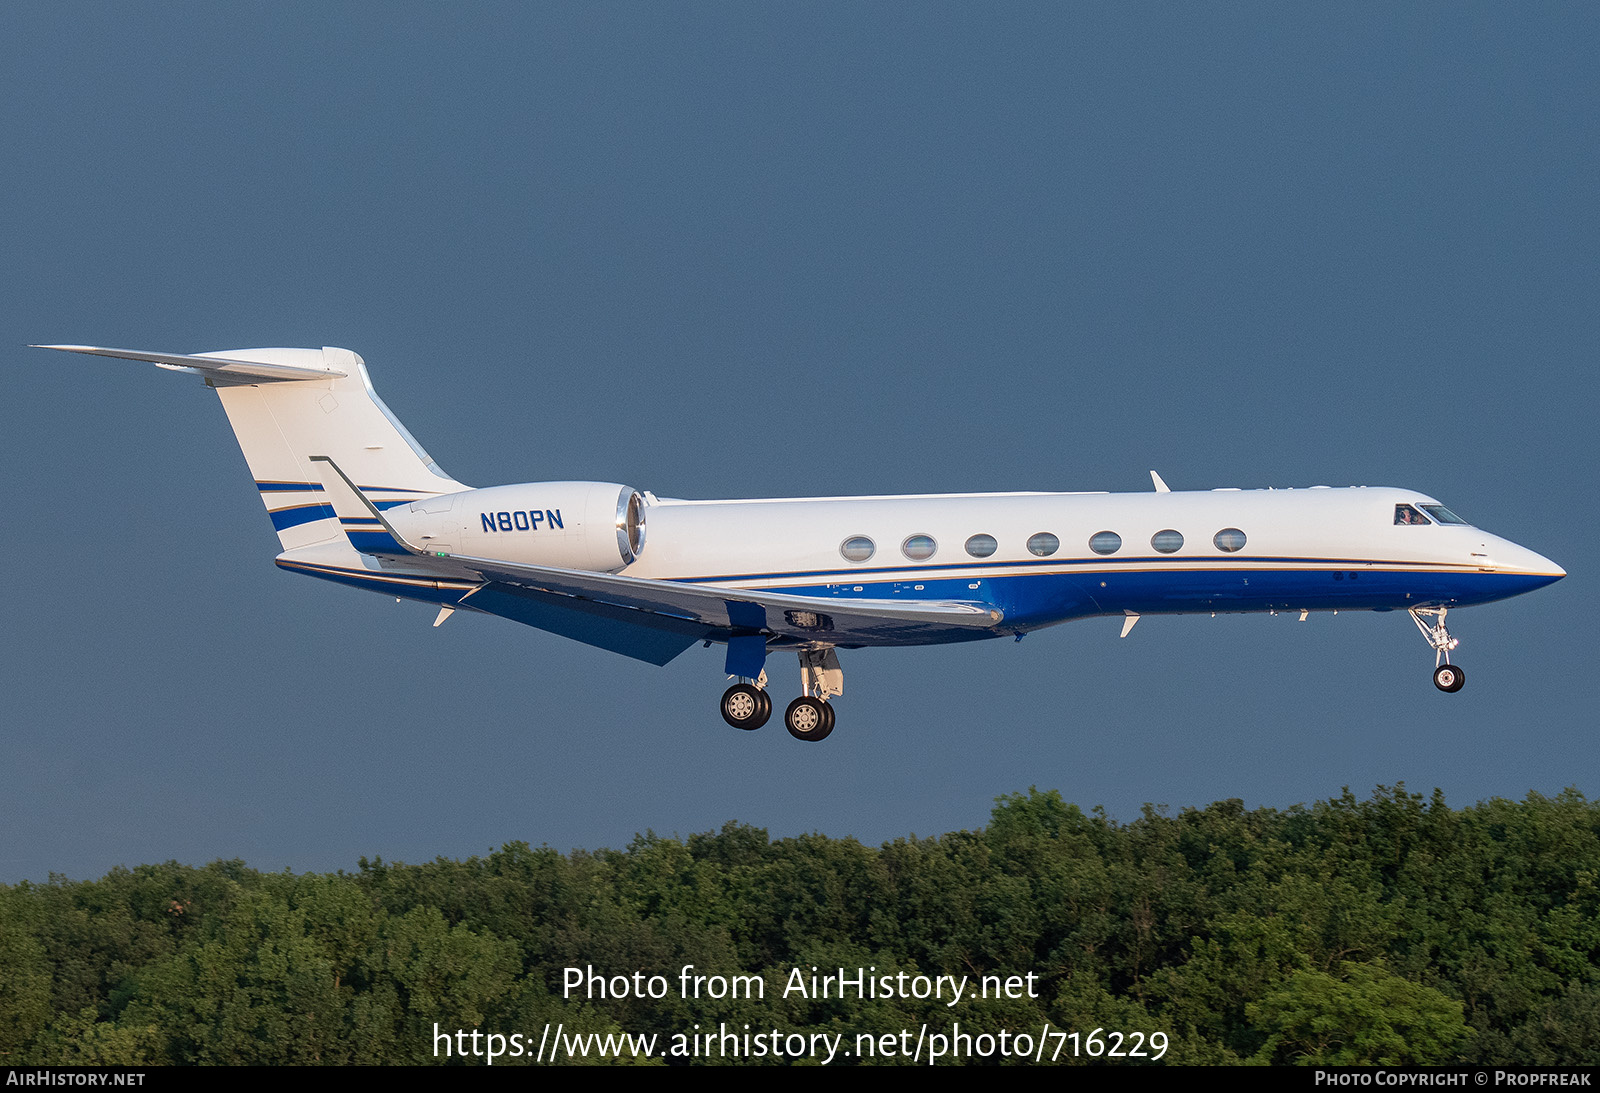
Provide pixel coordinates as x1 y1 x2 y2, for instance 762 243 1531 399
382 482 1562 641
37 342 1565 717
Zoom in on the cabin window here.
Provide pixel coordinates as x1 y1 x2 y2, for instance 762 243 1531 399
840 536 875 562
902 534 937 560
965 533 997 558
1213 528 1247 552
1027 532 1060 557
1152 529 1184 553
1089 531 1122 555
1419 504 1470 526
1394 504 1432 526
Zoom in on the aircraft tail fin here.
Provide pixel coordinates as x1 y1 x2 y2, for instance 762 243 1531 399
34 344 468 550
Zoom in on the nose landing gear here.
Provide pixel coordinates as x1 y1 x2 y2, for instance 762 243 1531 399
1411 607 1465 692
1432 663 1465 693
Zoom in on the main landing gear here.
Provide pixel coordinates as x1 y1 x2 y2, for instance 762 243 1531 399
1410 607 1465 693
720 682 772 730
720 648 843 741
784 697 834 741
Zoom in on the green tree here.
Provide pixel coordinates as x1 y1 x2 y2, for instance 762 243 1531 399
1249 961 1471 1065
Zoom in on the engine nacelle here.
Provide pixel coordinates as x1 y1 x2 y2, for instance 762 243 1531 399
385 481 647 572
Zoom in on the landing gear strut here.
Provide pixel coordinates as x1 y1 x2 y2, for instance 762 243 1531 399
719 648 844 740
784 647 843 742
1410 607 1465 693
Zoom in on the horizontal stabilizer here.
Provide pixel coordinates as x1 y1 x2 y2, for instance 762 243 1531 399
32 344 348 382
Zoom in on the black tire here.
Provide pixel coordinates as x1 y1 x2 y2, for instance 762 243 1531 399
785 697 834 741
1433 664 1466 693
721 684 771 729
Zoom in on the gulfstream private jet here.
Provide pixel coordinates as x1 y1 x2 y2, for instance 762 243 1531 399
37 344 1565 742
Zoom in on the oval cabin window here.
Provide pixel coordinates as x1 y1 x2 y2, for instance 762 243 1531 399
1089 531 1122 555
965 533 997 558
840 536 875 562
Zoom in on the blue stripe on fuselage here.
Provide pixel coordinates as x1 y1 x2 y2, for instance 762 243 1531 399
257 481 431 494
764 567 1561 628
273 552 1559 649
267 499 410 532
345 529 407 553
269 503 335 530
667 555 1504 587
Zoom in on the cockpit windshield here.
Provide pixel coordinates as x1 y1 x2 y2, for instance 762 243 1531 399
1394 502 1473 527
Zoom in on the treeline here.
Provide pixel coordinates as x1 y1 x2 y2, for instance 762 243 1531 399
2 785 1597 1065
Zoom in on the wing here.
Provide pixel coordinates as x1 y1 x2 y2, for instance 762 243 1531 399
454 554 1004 641
306 456 1005 665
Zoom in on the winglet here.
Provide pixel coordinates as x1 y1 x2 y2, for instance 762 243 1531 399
1150 471 1171 493
308 455 423 557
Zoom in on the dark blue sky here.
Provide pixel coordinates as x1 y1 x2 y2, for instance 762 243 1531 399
3 3 1594 883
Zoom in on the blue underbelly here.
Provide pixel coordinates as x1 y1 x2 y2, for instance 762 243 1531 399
778 566 1558 634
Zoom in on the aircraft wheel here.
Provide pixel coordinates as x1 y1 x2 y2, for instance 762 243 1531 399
785 697 834 741
1433 664 1466 693
721 684 771 730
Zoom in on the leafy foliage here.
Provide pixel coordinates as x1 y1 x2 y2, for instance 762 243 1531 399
2 785 1595 1065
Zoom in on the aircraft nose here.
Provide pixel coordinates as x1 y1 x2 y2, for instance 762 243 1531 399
1491 539 1565 579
